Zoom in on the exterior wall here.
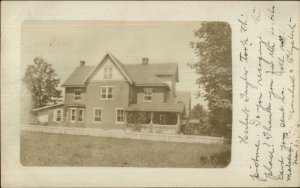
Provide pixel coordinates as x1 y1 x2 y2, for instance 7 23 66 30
130 86 137 104
37 110 48 123
156 75 176 102
135 86 168 104
37 106 65 126
49 107 65 126
64 87 87 106
91 58 126 81
84 81 130 129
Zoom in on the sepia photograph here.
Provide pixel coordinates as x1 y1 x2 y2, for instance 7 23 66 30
20 21 232 168
2 1 299 187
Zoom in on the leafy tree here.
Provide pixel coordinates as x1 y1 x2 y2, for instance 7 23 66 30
190 104 207 119
189 22 232 128
23 57 62 108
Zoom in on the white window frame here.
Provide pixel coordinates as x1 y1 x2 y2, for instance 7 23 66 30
54 109 63 122
143 88 153 102
94 108 102 123
100 86 114 100
69 108 77 123
116 108 125 124
104 66 112 79
78 109 85 123
74 89 82 101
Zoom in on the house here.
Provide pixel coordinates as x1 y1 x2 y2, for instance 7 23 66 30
33 53 190 133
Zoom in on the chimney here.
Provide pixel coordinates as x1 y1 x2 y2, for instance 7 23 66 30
142 57 149 65
80 60 85 67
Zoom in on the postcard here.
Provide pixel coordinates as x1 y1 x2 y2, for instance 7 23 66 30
1 1 299 187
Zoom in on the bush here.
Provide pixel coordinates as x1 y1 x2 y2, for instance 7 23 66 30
180 119 231 138
131 124 142 132
181 121 215 136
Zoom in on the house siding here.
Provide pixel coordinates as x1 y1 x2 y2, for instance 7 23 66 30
65 87 87 106
84 81 130 129
135 86 169 104
37 106 65 126
156 75 176 102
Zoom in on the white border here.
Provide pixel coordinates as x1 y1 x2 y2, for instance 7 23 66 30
1 1 299 187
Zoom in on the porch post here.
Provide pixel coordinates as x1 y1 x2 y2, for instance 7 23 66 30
150 112 154 132
124 111 127 128
150 112 153 124
177 113 181 133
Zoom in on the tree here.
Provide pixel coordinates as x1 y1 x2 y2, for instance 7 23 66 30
189 22 232 128
23 57 62 108
190 104 207 119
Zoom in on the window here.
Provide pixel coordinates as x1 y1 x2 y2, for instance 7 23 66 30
74 89 81 101
144 88 152 101
104 67 112 79
100 87 113 99
116 109 125 123
54 109 63 122
70 108 77 122
94 108 102 122
78 109 84 123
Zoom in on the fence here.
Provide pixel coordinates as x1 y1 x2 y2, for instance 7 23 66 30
21 124 225 144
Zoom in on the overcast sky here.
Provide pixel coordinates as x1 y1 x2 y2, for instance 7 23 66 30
22 21 206 107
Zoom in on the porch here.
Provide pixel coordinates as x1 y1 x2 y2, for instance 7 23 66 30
125 103 185 134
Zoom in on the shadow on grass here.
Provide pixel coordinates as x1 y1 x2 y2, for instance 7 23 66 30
199 150 231 168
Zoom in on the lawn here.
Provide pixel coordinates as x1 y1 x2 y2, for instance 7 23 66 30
20 131 231 168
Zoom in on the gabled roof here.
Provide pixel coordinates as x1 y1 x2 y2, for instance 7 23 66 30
62 66 94 87
126 63 179 86
62 53 179 87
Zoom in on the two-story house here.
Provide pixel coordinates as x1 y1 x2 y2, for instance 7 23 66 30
33 53 190 133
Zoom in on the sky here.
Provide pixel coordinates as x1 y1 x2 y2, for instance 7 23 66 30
22 21 207 108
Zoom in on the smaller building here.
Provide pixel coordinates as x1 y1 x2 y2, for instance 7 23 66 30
33 103 64 125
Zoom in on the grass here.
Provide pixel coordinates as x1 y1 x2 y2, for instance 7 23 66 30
20 131 231 168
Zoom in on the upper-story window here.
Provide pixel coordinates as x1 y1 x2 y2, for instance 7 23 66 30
100 86 113 99
144 88 152 101
74 89 81 101
104 67 112 79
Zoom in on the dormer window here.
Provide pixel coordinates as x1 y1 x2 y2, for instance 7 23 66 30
74 89 81 101
144 88 152 101
104 67 112 79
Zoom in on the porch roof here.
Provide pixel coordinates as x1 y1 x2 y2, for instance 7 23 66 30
65 104 86 108
126 103 185 113
33 103 64 112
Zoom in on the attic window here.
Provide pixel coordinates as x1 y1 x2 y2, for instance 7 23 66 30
143 88 152 101
104 67 112 79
